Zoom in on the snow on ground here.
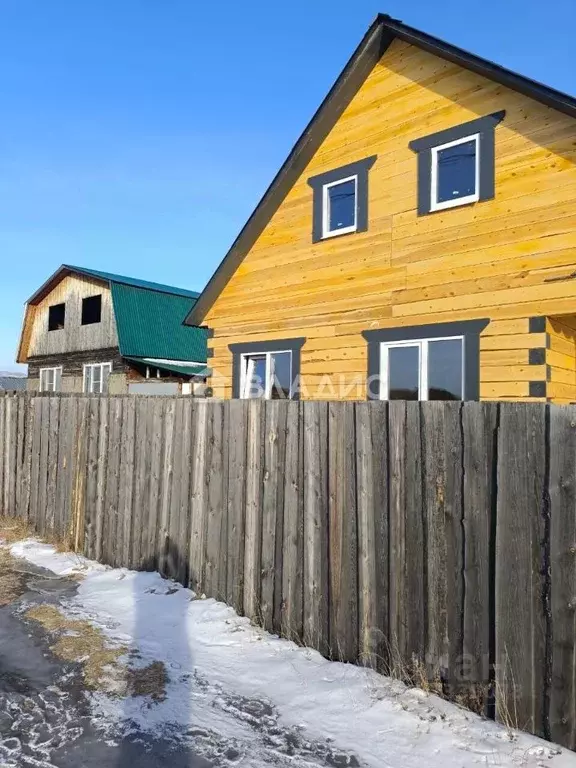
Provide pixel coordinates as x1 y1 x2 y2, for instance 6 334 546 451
10 539 576 768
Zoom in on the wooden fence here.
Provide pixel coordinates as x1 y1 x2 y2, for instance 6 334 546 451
1 392 575 749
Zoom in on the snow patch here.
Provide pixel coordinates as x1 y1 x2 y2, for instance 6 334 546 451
11 538 576 768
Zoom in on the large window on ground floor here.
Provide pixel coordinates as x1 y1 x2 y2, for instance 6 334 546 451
381 337 464 400
229 338 306 400
241 350 292 399
83 362 112 394
362 320 489 401
39 367 62 393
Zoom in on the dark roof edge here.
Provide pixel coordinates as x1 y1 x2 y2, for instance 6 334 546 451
187 12 576 325
25 266 109 305
382 15 576 118
184 16 393 325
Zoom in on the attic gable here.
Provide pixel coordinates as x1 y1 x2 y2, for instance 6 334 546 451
185 14 576 326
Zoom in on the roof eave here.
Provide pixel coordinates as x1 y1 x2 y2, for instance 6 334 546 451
184 14 393 326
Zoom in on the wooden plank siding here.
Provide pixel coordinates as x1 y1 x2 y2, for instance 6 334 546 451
204 39 576 402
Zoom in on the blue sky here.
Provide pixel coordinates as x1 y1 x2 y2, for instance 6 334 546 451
1 0 575 370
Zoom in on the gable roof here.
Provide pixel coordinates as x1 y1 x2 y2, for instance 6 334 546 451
19 264 206 364
27 264 199 305
184 13 576 326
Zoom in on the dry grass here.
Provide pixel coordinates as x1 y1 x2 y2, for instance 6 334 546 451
125 661 168 701
25 604 167 700
0 516 34 544
0 515 73 553
25 604 128 692
0 547 27 605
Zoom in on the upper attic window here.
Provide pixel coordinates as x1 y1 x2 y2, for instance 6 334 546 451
307 156 377 243
409 111 505 216
48 303 65 331
431 135 479 211
82 294 102 325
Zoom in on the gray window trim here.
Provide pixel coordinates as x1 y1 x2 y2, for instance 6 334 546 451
229 337 306 399
409 112 505 216
307 156 377 243
362 319 489 400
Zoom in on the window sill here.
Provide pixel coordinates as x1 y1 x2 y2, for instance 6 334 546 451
320 227 358 241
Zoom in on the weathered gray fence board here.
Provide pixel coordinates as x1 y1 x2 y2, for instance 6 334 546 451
496 403 547 737
328 401 358 662
356 401 388 670
244 400 264 621
462 402 498 695
103 397 123 566
281 401 303 643
6 393 576 753
226 399 247 613
303 401 329 656
261 401 287 633
36 396 50 534
205 401 227 600
175 398 193 584
388 401 425 673
189 400 208 593
548 405 576 749
422 401 464 691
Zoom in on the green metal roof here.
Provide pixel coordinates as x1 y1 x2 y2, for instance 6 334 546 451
64 264 200 299
124 357 210 377
111 282 208 362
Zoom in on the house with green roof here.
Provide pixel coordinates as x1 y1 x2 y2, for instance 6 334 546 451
17 265 209 395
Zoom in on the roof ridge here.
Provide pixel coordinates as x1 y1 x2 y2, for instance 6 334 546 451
63 264 200 299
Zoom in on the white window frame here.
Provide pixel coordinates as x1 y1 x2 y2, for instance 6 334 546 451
83 362 112 394
321 175 358 239
240 350 293 400
430 134 480 212
379 336 465 401
39 366 62 393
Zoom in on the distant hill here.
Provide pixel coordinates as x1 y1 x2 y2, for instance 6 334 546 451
0 371 26 378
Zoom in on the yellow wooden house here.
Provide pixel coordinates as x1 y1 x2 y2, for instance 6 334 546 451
185 15 576 403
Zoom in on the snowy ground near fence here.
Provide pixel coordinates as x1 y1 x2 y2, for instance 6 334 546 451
9 539 576 768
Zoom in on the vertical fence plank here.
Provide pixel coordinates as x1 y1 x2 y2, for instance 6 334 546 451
15 395 26 518
158 397 175 576
130 398 149 569
303 401 329 656
549 405 576 749
356 401 388 670
328 401 358 662
496 403 546 737
36 396 51 535
71 397 89 552
44 396 61 534
3 395 18 519
54 396 71 540
118 397 136 567
143 398 163 569
260 400 287 633
29 396 42 530
84 397 101 559
103 397 122 566
421 401 463 693
204 402 227 600
94 397 110 562
281 401 304 643
20 395 34 521
167 398 184 581
244 400 264 621
388 401 424 676
176 398 193 584
189 400 208 593
226 400 247 613
462 402 498 704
